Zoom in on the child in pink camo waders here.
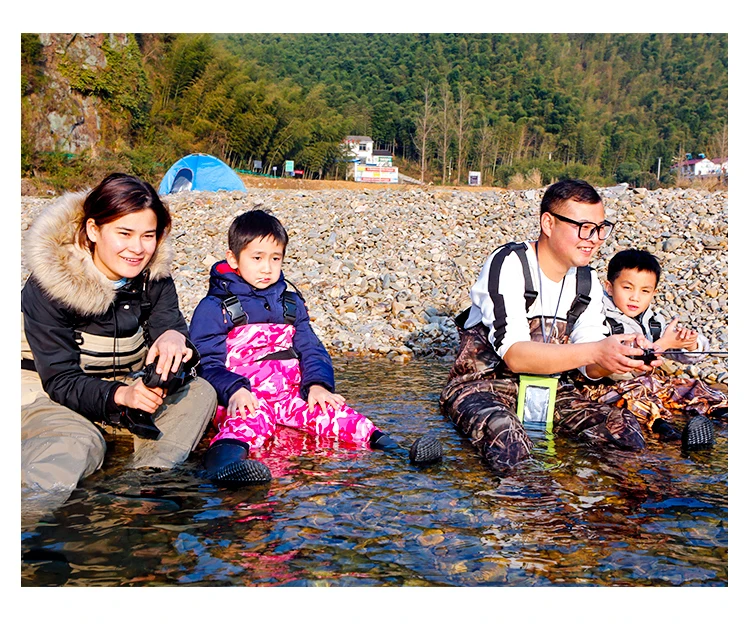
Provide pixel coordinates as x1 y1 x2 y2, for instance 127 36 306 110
189 210 442 485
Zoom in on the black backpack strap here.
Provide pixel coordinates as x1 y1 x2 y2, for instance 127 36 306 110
606 316 625 336
564 266 592 338
648 317 662 342
221 295 248 327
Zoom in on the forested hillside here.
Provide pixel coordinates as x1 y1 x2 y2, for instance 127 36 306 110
21 33 727 190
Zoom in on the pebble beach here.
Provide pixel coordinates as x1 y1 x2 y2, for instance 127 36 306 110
20 184 728 384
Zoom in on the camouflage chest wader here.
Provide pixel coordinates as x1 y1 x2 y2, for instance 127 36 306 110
439 245 645 470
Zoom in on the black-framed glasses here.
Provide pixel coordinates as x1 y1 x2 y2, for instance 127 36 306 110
547 211 616 240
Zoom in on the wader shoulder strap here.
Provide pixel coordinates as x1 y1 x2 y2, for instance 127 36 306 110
564 266 592 338
489 242 538 310
282 290 298 325
649 317 662 341
606 316 625 336
456 242 537 333
487 242 537 350
514 243 538 312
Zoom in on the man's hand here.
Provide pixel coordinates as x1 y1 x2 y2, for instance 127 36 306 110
146 330 193 381
228 388 259 418
588 333 663 377
307 384 345 415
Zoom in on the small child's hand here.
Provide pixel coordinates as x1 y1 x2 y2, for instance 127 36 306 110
307 384 345 415
228 387 259 418
660 317 700 351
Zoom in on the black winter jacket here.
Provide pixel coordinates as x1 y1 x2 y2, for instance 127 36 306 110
21 190 190 423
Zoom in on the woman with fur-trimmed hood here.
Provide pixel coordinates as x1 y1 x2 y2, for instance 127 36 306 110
21 173 215 508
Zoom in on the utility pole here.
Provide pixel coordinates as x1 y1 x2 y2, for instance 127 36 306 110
657 157 661 183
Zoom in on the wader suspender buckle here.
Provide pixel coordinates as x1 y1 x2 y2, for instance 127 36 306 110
606 315 661 341
221 295 248 327
221 290 298 328
607 317 625 335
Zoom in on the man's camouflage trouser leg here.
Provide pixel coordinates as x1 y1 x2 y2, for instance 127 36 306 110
439 325 645 470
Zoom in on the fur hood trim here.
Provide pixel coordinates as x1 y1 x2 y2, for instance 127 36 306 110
23 190 174 316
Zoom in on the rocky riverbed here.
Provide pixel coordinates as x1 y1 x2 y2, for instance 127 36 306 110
20 184 728 384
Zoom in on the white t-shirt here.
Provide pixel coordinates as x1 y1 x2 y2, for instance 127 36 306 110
465 241 608 359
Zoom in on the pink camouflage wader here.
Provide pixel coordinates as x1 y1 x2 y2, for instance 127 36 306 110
211 322 377 449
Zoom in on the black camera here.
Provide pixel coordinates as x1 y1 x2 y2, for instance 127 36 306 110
136 360 194 396
114 360 196 440
631 348 657 365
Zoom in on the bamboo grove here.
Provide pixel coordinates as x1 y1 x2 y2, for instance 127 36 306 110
21 33 727 189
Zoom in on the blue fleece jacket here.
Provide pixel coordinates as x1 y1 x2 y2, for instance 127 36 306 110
189 261 335 407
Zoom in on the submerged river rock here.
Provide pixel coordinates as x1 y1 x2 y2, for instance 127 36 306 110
20 185 728 383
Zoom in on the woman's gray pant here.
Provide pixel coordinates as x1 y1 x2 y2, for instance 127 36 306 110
21 370 216 496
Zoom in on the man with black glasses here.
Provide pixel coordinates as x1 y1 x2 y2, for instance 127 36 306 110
440 179 659 470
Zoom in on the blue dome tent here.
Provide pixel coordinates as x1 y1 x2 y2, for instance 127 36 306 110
158 153 247 195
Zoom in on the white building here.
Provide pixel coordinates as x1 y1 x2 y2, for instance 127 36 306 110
672 155 726 177
342 135 374 164
341 136 397 183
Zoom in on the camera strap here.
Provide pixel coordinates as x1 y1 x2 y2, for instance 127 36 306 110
137 270 153 344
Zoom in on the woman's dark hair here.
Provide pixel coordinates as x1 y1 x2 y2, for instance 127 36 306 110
228 210 289 258
607 248 662 285
540 179 602 216
77 173 171 253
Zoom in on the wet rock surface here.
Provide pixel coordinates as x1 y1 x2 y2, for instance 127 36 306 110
21 185 728 383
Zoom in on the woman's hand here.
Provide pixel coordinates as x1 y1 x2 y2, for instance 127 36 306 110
307 384 345 415
228 388 259 419
146 330 193 381
114 379 166 413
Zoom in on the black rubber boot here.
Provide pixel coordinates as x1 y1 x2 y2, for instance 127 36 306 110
651 418 681 441
369 430 443 466
682 415 715 451
369 430 401 452
205 439 272 486
408 435 443 466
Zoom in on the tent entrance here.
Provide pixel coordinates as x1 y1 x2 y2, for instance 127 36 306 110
170 168 193 193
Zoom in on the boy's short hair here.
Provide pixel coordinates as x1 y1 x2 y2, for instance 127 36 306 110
540 179 602 216
607 248 662 285
228 210 289 258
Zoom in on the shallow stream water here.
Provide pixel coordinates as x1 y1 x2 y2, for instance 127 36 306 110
21 358 728 586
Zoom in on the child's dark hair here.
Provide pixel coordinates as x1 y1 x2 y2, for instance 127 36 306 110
228 210 289 258
607 249 662 285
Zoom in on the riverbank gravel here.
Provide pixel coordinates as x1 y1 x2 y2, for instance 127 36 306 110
21 184 728 384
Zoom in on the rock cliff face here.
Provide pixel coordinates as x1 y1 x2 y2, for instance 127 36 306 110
23 33 144 156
